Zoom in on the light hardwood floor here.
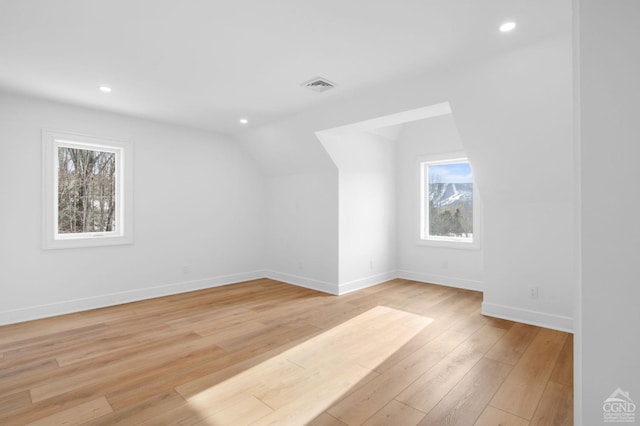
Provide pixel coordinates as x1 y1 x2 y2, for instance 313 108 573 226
0 279 573 425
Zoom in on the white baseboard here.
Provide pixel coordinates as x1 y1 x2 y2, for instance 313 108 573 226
397 270 483 292
264 270 339 295
338 271 397 295
2 269 573 334
481 301 574 333
0 270 265 326
266 269 481 295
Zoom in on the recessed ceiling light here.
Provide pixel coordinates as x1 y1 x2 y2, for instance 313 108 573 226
239 118 248 124
99 86 112 93
499 22 517 32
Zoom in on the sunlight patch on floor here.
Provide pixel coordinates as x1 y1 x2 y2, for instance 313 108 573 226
179 305 433 425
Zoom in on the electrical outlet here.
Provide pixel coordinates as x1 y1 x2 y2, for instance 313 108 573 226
369 260 374 269
528 286 539 299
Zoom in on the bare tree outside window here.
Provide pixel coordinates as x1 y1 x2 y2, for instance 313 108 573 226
57 146 117 234
43 130 132 249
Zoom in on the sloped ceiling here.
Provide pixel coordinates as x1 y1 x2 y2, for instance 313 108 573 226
0 0 568 134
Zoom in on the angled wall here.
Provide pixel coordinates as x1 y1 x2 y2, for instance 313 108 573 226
396 114 484 291
237 30 574 330
320 130 397 292
235 114 340 291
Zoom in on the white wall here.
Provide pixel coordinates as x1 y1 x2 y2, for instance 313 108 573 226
396 115 484 291
578 0 640 423
320 131 397 292
234 112 342 292
238 30 574 331
264 171 339 293
0 92 266 324
452 34 574 331
0 24 576 336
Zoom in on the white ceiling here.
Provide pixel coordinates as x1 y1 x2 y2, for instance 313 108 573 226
0 0 569 135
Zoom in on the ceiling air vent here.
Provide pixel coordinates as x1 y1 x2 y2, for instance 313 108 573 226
302 77 337 93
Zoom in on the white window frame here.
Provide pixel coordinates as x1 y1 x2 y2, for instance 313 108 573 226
418 151 480 250
42 129 133 249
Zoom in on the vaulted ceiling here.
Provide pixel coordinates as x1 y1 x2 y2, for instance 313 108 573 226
0 0 568 134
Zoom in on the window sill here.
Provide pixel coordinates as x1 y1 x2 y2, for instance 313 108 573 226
42 234 133 250
417 238 481 251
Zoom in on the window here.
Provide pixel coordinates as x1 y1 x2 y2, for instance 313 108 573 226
42 130 133 249
419 153 479 248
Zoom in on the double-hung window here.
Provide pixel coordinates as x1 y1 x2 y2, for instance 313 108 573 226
419 153 479 248
42 130 133 249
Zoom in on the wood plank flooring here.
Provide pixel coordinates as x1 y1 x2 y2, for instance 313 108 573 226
0 278 573 425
